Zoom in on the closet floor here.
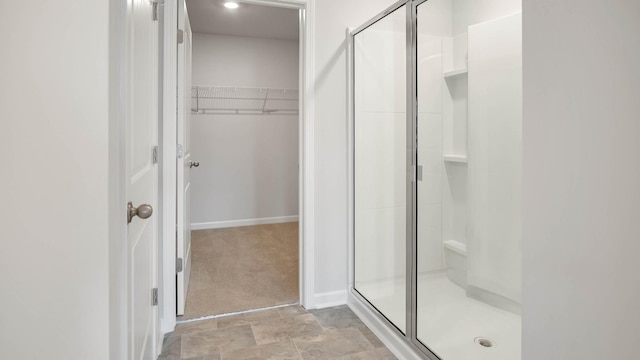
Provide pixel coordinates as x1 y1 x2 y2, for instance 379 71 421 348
182 222 299 319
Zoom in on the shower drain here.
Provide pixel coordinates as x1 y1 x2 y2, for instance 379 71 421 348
474 337 496 348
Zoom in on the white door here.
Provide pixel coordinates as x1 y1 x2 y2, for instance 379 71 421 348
176 0 193 316
126 0 160 358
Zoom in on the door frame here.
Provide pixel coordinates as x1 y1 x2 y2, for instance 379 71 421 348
108 0 128 357
159 0 317 334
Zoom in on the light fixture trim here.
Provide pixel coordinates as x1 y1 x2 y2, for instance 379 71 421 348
224 2 239 9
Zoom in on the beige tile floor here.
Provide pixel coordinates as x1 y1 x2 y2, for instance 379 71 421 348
183 223 299 319
159 305 398 360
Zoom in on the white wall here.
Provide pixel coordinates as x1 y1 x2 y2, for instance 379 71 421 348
313 0 399 297
416 0 451 274
467 12 522 305
190 34 299 227
523 0 640 359
0 0 111 359
452 0 521 35
193 33 298 87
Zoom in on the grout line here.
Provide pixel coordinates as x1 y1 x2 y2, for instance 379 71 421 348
177 302 300 325
249 322 258 348
291 336 304 359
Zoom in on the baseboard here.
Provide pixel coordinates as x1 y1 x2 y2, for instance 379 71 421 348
347 291 426 360
313 290 348 309
191 215 299 230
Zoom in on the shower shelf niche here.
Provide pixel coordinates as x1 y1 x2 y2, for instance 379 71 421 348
191 86 299 115
443 154 468 163
443 239 467 255
443 68 468 79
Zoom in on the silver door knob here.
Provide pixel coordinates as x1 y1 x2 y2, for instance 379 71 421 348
189 160 200 168
128 202 153 224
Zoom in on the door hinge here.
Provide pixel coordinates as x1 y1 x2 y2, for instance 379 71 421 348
177 144 184 159
416 165 423 181
152 146 159 164
177 29 184 44
152 288 158 306
176 258 183 273
151 0 164 21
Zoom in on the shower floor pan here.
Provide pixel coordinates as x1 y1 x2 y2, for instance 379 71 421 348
357 271 521 360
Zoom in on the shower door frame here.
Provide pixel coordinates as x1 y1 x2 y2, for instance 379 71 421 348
348 0 440 359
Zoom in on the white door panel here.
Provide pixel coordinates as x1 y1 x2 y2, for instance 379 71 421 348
176 0 193 316
126 0 159 358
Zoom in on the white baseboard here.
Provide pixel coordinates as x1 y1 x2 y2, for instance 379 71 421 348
313 290 348 309
191 215 299 230
347 291 425 360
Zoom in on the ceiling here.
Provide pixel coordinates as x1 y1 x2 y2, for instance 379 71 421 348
185 0 299 41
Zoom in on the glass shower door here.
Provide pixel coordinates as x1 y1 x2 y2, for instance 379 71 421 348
352 1 522 358
353 4 408 333
415 0 522 358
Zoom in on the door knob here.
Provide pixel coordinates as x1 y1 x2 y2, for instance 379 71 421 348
189 160 200 168
128 202 153 224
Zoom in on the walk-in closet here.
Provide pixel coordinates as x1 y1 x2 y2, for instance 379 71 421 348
181 0 301 319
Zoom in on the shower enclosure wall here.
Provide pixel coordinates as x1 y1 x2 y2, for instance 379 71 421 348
350 0 522 359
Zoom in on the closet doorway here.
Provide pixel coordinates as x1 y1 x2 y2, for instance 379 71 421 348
180 0 302 320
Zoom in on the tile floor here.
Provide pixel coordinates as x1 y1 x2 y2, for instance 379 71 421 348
184 223 299 319
159 305 398 360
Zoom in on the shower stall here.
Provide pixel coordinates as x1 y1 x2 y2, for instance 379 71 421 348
349 0 521 359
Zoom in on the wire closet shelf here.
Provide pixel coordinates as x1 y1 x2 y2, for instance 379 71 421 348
191 86 299 115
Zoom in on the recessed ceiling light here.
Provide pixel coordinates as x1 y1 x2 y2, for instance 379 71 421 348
224 2 239 9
